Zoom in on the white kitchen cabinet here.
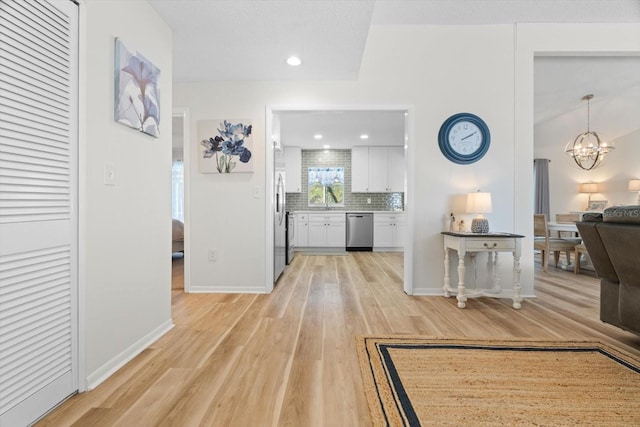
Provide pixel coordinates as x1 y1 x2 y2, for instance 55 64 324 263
306 213 346 248
351 146 369 192
285 146 302 193
326 221 347 247
307 221 326 247
387 146 405 192
351 146 404 193
374 212 405 249
296 213 308 247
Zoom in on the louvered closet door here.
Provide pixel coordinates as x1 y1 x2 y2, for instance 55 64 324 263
0 0 78 425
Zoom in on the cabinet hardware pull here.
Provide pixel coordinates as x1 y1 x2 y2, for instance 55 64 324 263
483 242 497 248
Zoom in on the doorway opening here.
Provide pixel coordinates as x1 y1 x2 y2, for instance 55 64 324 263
172 111 188 291
265 105 414 294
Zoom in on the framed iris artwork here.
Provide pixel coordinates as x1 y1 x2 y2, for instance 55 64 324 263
114 38 161 137
198 119 253 173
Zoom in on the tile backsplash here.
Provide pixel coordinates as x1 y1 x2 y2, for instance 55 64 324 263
285 149 404 212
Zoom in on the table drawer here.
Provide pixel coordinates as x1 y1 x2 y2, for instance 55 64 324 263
465 239 515 251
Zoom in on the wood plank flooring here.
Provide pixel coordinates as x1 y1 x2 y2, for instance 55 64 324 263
38 252 640 426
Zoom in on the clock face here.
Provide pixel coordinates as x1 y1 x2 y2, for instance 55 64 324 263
448 121 483 155
438 113 490 164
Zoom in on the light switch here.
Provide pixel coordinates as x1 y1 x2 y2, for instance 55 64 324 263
253 186 261 199
104 162 116 186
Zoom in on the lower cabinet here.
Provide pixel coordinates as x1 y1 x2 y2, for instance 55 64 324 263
374 212 405 249
308 213 346 248
295 211 405 250
296 214 308 247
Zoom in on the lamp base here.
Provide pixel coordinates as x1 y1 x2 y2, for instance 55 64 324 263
471 217 489 233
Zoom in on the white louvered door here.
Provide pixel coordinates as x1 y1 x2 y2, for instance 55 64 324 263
0 0 78 425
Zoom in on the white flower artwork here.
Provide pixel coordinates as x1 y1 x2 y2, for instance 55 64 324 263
114 38 161 137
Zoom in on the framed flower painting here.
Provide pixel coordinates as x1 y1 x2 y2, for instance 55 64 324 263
198 119 254 173
114 38 161 137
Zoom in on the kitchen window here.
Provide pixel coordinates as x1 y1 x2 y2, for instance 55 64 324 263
308 167 344 207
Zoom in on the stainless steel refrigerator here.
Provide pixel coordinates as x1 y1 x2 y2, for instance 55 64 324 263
274 153 286 282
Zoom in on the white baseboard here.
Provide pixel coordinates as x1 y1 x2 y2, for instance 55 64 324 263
189 285 267 293
85 319 174 390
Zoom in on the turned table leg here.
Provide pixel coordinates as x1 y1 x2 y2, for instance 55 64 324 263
513 252 522 309
443 247 451 297
457 252 467 308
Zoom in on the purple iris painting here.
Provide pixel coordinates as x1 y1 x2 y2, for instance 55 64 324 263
114 38 160 137
198 120 254 173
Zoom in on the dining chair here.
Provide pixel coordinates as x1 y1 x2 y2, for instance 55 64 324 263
573 243 589 274
534 214 579 272
555 213 581 239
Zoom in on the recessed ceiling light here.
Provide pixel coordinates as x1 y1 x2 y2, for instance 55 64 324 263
286 56 302 66
314 134 323 140
360 134 369 139
323 144 330 149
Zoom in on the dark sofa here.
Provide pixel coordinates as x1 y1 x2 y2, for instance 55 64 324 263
576 206 640 335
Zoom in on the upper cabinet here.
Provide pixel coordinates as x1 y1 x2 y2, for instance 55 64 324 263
351 146 404 193
284 146 302 193
351 146 369 192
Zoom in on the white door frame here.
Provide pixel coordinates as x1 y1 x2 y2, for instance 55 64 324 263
265 104 415 294
172 108 191 292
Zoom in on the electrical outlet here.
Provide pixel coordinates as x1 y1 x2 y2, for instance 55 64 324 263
208 249 217 261
367 198 371 204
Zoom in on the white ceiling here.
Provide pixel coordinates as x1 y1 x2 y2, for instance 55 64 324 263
534 56 640 147
149 0 640 83
278 110 406 149
149 0 375 82
159 1 640 149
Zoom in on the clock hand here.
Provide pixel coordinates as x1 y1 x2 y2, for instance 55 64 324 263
461 131 477 141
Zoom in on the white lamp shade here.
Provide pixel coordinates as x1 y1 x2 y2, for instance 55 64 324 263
580 182 599 194
629 179 640 192
466 192 492 214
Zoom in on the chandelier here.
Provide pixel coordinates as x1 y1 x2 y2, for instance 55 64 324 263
564 94 614 170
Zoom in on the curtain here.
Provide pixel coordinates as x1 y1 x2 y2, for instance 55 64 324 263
533 158 550 219
172 160 184 222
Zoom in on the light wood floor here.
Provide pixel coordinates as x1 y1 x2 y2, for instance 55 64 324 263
38 252 640 426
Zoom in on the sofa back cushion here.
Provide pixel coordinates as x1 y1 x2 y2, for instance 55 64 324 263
603 206 640 224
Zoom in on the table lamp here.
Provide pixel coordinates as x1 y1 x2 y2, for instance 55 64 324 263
580 182 598 207
629 179 640 204
466 191 492 233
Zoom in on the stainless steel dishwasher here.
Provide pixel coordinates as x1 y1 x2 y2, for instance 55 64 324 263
346 212 373 251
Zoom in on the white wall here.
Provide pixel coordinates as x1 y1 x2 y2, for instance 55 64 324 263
80 0 173 388
535 129 640 215
176 25 518 295
176 23 640 298
515 24 640 282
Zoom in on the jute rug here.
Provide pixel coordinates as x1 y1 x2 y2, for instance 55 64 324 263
356 336 640 426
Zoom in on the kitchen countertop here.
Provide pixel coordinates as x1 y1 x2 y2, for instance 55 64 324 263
290 210 404 214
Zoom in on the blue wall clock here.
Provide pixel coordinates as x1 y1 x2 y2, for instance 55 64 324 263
438 113 491 164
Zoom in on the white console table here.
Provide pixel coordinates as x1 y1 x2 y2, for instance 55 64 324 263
441 232 525 309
